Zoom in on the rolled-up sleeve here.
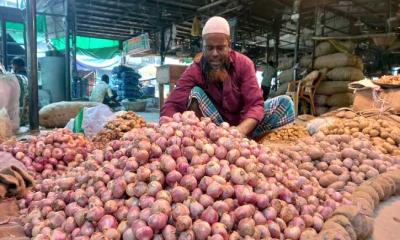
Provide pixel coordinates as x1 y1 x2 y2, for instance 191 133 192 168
239 58 264 122
160 64 200 117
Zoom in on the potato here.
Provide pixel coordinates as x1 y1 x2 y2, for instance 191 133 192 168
355 185 380 206
361 180 385 201
332 205 373 240
338 170 350 182
351 197 374 215
351 191 375 211
299 169 312 179
382 171 400 193
350 172 363 185
365 168 379 179
358 164 371 174
328 165 344 175
341 148 360 160
317 221 352 240
316 162 329 171
328 181 346 191
378 176 397 198
319 173 339 188
299 162 315 172
325 215 357 240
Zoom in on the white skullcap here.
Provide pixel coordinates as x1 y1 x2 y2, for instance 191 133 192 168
202 16 230 36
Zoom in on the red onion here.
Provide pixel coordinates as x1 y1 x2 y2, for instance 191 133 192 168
135 226 154 240
176 215 193 232
193 220 212 240
81 221 95 236
237 218 255 237
86 206 105 222
171 186 189 203
104 228 121 240
267 220 281 238
166 170 183 186
201 206 218 224
172 203 190 220
284 226 301 240
189 201 204 219
98 215 118 231
162 225 177 240
148 212 169 232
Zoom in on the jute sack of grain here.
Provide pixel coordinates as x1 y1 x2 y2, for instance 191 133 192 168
314 53 362 70
39 101 103 128
316 81 351 95
315 40 356 57
326 93 354 107
327 67 364 82
353 89 400 113
300 55 312 68
278 68 294 84
277 57 293 71
314 95 328 106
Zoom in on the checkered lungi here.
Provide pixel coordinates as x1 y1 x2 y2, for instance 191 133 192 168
189 86 295 138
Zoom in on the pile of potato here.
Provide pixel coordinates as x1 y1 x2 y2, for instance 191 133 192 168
92 112 146 148
258 124 310 144
317 169 400 240
278 132 400 198
318 111 400 155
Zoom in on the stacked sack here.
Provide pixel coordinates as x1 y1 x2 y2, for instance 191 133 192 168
270 54 313 98
313 40 364 115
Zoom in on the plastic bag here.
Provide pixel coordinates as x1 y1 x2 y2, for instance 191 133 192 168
0 108 13 140
65 105 115 139
306 117 337 135
0 74 20 131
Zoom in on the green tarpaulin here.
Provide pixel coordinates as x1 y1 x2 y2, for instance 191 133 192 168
6 16 120 59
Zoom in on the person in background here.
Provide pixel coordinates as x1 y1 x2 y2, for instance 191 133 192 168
160 16 295 138
261 60 276 100
11 57 29 125
12 57 27 76
89 74 114 105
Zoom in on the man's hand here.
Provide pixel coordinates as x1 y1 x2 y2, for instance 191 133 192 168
236 118 258 137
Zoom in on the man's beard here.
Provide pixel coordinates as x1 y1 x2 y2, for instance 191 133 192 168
204 58 230 83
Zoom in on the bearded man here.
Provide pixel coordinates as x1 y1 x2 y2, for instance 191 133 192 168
160 16 295 138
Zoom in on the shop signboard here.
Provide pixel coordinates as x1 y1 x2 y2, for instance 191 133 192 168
123 33 151 55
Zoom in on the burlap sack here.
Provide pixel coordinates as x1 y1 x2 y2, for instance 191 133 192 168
315 40 356 57
314 95 328 106
39 101 103 128
316 81 351 95
270 82 289 98
327 67 364 82
353 89 400 113
326 93 354 107
314 53 362 70
278 68 294 84
277 57 294 71
300 55 312 68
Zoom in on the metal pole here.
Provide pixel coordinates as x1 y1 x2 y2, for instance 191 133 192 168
71 0 77 78
26 0 39 130
160 28 165 65
1 18 6 69
65 0 71 101
311 6 322 70
293 0 301 80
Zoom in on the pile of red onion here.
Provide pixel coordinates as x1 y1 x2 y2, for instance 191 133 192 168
18 112 351 240
0 129 93 180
